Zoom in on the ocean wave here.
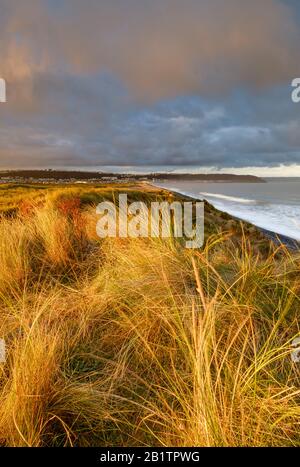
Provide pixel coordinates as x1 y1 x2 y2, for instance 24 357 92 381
199 192 258 204
153 183 300 240
228 205 300 241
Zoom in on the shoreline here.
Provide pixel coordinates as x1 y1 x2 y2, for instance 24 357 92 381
152 183 300 251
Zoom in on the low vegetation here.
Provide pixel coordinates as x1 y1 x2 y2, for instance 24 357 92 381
0 184 299 447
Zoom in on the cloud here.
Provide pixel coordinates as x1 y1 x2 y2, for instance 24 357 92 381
1 87 300 169
1 0 300 169
2 0 300 101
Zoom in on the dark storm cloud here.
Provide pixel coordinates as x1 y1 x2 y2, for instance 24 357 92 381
1 0 300 169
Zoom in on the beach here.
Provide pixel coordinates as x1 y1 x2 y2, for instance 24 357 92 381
153 180 300 250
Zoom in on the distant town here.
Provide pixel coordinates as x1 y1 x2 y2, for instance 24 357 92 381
0 170 264 184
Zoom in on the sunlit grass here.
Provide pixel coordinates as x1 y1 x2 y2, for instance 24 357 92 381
0 184 299 447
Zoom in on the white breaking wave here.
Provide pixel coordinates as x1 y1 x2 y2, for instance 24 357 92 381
153 182 300 241
199 192 257 204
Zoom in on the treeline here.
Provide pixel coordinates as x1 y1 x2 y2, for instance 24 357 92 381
0 170 264 183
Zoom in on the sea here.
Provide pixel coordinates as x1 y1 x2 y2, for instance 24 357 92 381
154 178 300 241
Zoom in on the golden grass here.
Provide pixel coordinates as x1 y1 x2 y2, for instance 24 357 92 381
0 185 299 447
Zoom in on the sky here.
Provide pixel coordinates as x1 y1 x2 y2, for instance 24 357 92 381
1 0 300 175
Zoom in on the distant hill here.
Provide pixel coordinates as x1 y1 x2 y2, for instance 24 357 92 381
151 173 264 183
0 170 265 183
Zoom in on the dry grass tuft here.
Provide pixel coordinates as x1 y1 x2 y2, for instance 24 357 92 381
0 185 299 447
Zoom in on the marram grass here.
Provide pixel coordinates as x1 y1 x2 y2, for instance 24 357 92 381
0 185 299 447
